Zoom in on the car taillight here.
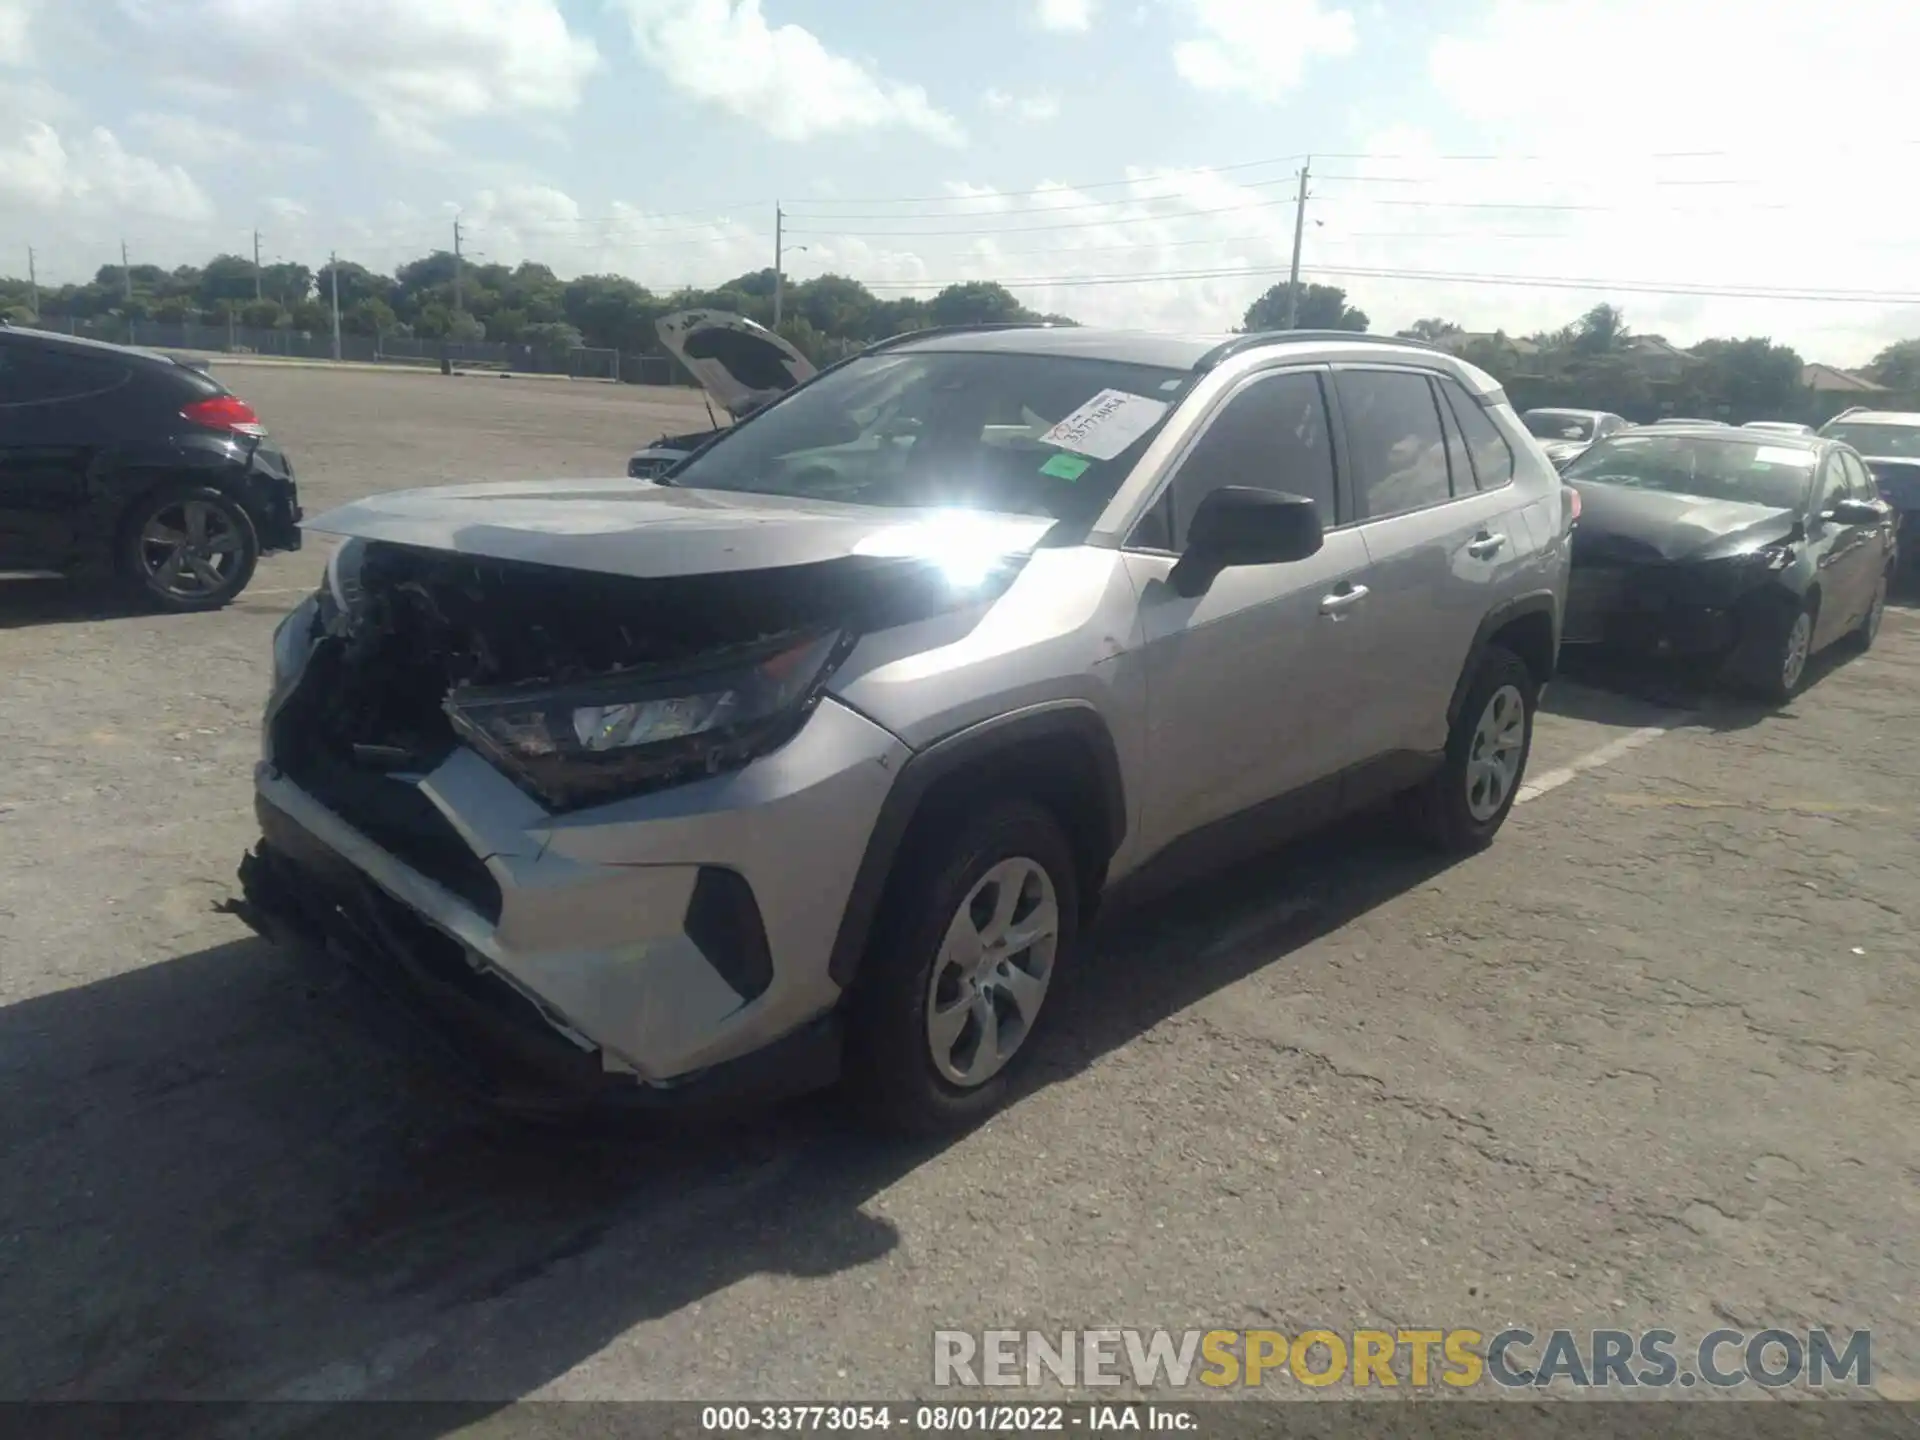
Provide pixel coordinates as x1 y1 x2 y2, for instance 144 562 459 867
181 394 267 437
1565 485 1582 530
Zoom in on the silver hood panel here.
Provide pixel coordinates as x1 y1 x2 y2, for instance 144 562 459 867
302 479 1059 579
657 309 817 420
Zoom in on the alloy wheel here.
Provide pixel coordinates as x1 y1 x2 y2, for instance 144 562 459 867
1781 610 1813 692
1465 683 1527 822
139 499 245 601
924 856 1060 1089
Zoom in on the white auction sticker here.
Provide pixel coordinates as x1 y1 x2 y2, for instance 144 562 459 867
1750 445 1817 467
1039 389 1170 461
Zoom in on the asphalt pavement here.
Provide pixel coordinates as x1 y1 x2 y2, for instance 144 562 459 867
1 367 1915 1412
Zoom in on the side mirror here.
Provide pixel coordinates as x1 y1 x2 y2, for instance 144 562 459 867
1170 487 1324 598
1827 497 1888 526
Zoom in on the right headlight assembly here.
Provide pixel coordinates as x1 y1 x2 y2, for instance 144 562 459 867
444 629 851 812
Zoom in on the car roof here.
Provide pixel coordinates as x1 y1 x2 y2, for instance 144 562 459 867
1826 410 1920 427
876 324 1470 377
1526 406 1605 417
883 325 1230 369
1613 424 1826 450
0 323 186 371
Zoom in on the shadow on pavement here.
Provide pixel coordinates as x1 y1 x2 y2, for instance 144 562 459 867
0 578 148 630
0 810 1451 1432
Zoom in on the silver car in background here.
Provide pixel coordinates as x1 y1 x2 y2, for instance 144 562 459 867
1521 407 1630 470
237 326 1573 1136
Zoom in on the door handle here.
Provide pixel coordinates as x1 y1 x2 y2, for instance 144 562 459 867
1318 583 1370 615
1467 532 1507 559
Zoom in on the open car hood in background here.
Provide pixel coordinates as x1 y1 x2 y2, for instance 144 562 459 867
656 309 818 421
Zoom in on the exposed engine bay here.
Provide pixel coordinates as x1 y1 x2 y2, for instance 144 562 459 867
275 540 1012 821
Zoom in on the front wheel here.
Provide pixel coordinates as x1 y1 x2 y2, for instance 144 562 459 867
1742 597 1816 703
846 798 1080 1137
117 483 260 613
1843 571 1888 654
1406 645 1536 853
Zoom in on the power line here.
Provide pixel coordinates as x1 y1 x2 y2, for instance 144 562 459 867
853 260 1920 305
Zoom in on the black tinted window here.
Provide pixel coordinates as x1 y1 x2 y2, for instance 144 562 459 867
1435 383 1473 494
0 345 129 406
1442 380 1515 489
1339 370 1452 518
1166 370 1337 548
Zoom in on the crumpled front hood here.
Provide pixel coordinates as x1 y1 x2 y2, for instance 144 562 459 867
1571 481 1797 562
302 479 1059 579
657 309 817 420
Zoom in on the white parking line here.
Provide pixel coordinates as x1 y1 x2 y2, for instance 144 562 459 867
1516 712 1695 806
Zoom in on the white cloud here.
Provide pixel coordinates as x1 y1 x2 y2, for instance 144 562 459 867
118 0 599 145
1404 0 1920 362
0 0 36 66
130 111 321 167
1172 0 1356 101
1033 0 1095 32
0 121 213 220
982 89 1061 122
617 0 964 146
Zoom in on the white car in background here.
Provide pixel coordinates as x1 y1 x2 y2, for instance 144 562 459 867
627 311 818 479
1520 408 1630 469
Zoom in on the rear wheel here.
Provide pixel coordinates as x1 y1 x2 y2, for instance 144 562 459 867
1406 645 1536 853
846 798 1079 1137
117 483 259 613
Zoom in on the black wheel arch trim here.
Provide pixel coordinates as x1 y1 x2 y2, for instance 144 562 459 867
1447 590 1561 730
826 700 1127 990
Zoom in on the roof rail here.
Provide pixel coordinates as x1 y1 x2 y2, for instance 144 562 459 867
1829 405 1868 421
1195 329 1441 373
863 321 1064 355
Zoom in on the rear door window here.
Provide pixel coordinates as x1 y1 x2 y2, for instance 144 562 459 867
0 345 131 407
1337 369 1453 518
1438 378 1516 490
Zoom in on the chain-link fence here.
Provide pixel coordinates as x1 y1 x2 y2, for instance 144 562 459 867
30 315 694 389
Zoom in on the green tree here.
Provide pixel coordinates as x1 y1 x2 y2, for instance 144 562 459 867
928 280 1032 327
1572 303 1630 356
199 254 258 307
314 260 392 313
1399 317 1463 342
1864 338 1920 392
1684 337 1805 421
522 321 584 365
1242 282 1368 332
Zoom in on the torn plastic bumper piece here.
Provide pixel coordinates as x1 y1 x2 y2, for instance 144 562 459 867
233 794 842 1118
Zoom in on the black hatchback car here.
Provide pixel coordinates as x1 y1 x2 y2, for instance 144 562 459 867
0 323 301 611
1559 425 1896 700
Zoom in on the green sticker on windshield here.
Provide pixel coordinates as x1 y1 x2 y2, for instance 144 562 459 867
1041 452 1092 481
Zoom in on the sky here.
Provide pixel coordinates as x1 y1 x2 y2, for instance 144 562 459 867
3 0 1919 364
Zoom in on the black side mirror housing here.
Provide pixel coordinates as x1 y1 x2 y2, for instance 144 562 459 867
1170 487 1324 598
1827 497 1887 526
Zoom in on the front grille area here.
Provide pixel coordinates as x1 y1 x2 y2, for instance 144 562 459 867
270 641 504 922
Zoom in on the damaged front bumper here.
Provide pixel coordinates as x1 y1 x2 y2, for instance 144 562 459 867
245 589 913 1110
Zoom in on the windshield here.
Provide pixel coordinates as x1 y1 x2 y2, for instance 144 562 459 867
1822 422 1920 459
666 350 1190 527
1523 411 1594 442
1562 433 1816 510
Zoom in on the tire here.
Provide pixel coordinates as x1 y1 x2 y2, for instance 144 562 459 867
1741 595 1817 703
1842 570 1889 654
1406 645 1537 854
117 482 260 613
846 797 1080 1137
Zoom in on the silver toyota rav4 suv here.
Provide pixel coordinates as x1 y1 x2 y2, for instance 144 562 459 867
236 325 1572 1134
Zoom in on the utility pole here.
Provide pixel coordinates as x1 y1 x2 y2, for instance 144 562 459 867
329 250 342 362
120 239 133 304
452 215 464 314
1282 157 1311 330
27 246 37 318
772 204 784 329
253 229 263 301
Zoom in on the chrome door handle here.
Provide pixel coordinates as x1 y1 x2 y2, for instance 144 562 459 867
1318 583 1370 615
1467 533 1507 559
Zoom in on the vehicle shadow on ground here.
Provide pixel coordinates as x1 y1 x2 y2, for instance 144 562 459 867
0 578 149 629
0 813 1449 1432
1551 641 1877 737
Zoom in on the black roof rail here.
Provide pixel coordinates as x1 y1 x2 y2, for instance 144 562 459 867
863 321 1065 355
1195 329 1442 373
